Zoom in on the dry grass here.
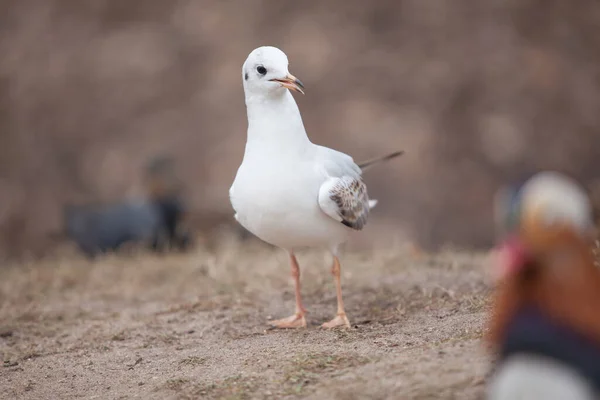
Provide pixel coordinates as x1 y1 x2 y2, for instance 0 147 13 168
0 237 492 399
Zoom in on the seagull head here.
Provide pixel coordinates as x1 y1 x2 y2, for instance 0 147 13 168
242 46 305 97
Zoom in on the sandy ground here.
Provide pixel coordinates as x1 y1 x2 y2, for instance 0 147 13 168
0 238 494 400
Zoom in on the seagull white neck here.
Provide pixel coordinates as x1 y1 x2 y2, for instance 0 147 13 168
244 90 311 152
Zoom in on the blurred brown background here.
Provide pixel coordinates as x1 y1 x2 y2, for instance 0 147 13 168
1 0 599 259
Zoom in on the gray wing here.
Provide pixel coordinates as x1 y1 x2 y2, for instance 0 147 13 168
315 146 377 231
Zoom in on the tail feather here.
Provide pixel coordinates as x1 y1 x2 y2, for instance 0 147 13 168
358 151 404 172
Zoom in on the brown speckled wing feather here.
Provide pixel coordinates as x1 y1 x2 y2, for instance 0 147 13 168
318 176 372 231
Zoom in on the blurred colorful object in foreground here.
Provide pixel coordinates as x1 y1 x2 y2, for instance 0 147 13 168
486 171 600 400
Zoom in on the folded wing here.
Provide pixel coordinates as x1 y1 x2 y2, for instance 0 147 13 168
315 146 377 230
318 176 377 230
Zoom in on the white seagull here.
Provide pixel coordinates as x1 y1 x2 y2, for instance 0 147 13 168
229 46 402 329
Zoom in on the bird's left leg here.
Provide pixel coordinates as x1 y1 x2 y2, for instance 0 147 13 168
269 252 307 329
322 255 351 329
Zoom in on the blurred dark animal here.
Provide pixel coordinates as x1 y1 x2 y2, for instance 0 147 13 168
486 171 600 400
62 156 191 258
64 201 176 257
143 155 192 250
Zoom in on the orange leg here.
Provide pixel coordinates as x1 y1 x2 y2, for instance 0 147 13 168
269 252 307 329
321 256 351 329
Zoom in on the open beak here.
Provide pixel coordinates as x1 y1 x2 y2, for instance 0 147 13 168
270 73 305 94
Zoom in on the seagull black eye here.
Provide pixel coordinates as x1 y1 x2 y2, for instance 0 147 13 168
257 65 267 75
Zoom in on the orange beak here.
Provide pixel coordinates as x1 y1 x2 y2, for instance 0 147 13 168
269 73 305 94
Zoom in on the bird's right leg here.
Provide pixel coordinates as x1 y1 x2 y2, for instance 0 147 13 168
269 252 307 329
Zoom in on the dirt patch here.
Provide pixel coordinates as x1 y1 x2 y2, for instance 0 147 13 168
0 240 493 399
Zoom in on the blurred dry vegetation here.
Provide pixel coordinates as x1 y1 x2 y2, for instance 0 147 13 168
1 0 600 259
